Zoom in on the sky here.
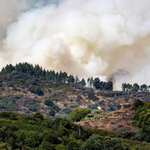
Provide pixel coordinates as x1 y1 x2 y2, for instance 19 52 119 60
0 0 150 89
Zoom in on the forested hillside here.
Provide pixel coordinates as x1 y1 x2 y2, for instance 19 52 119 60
0 62 114 118
1 63 150 149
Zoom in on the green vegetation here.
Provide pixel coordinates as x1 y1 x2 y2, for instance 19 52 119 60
2 63 150 149
81 134 129 150
44 99 54 107
0 111 149 149
88 93 99 101
70 108 91 122
28 85 44 96
122 83 149 92
93 77 113 91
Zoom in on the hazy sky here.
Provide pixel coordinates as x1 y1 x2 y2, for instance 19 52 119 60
0 0 150 89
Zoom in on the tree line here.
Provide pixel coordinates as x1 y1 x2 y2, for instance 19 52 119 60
1 62 113 91
122 83 150 92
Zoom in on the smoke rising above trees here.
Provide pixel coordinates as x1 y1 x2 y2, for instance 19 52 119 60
1 0 150 89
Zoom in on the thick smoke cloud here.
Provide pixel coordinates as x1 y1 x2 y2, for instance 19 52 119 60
1 0 150 89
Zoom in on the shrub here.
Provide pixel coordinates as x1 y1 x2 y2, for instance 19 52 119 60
49 109 55 116
0 112 17 120
39 141 54 150
99 124 105 128
0 83 3 87
58 114 70 120
69 97 73 102
66 141 82 150
0 143 10 149
124 104 131 109
24 131 41 148
57 126 69 137
28 105 37 112
60 118 71 129
76 94 82 102
133 99 144 109
88 93 99 101
33 112 44 120
1 126 7 131
5 81 13 87
70 108 91 122
68 104 79 108
44 99 54 107
81 135 129 150
26 79 37 86
60 108 72 115
0 103 4 109
64 103 67 107
42 119 53 128
28 85 44 96
118 128 135 139
52 105 60 112
81 135 102 150
134 130 147 141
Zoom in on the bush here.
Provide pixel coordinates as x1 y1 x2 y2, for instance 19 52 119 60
69 97 73 102
26 79 37 86
49 109 55 116
76 94 82 102
60 108 72 115
44 99 54 107
124 104 131 109
52 105 60 112
58 114 70 120
68 104 79 108
70 108 91 122
33 112 44 120
66 141 82 150
42 130 61 144
57 126 69 137
1 126 7 131
133 99 144 109
0 112 17 120
28 85 44 96
0 143 10 149
88 94 99 101
81 135 129 150
0 103 4 109
118 128 135 139
28 105 37 112
134 130 147 141
39 141 54 150
5 81 13 87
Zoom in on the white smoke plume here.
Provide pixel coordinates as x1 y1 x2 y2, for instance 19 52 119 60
1 0 150 89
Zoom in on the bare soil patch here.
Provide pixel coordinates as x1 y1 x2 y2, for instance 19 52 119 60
77 106 137 132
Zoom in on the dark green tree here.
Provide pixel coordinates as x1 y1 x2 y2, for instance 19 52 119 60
140 84 148 92
132 83 140 92
93 78 100 89
126 83 132 91
68 75 74 84
105 81 113 91
80 78 86 87
122 83 127 92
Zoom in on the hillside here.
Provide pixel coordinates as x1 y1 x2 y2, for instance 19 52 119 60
77 107 136 131
1 63 150 149
0 63 150 122
0 63 118 117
